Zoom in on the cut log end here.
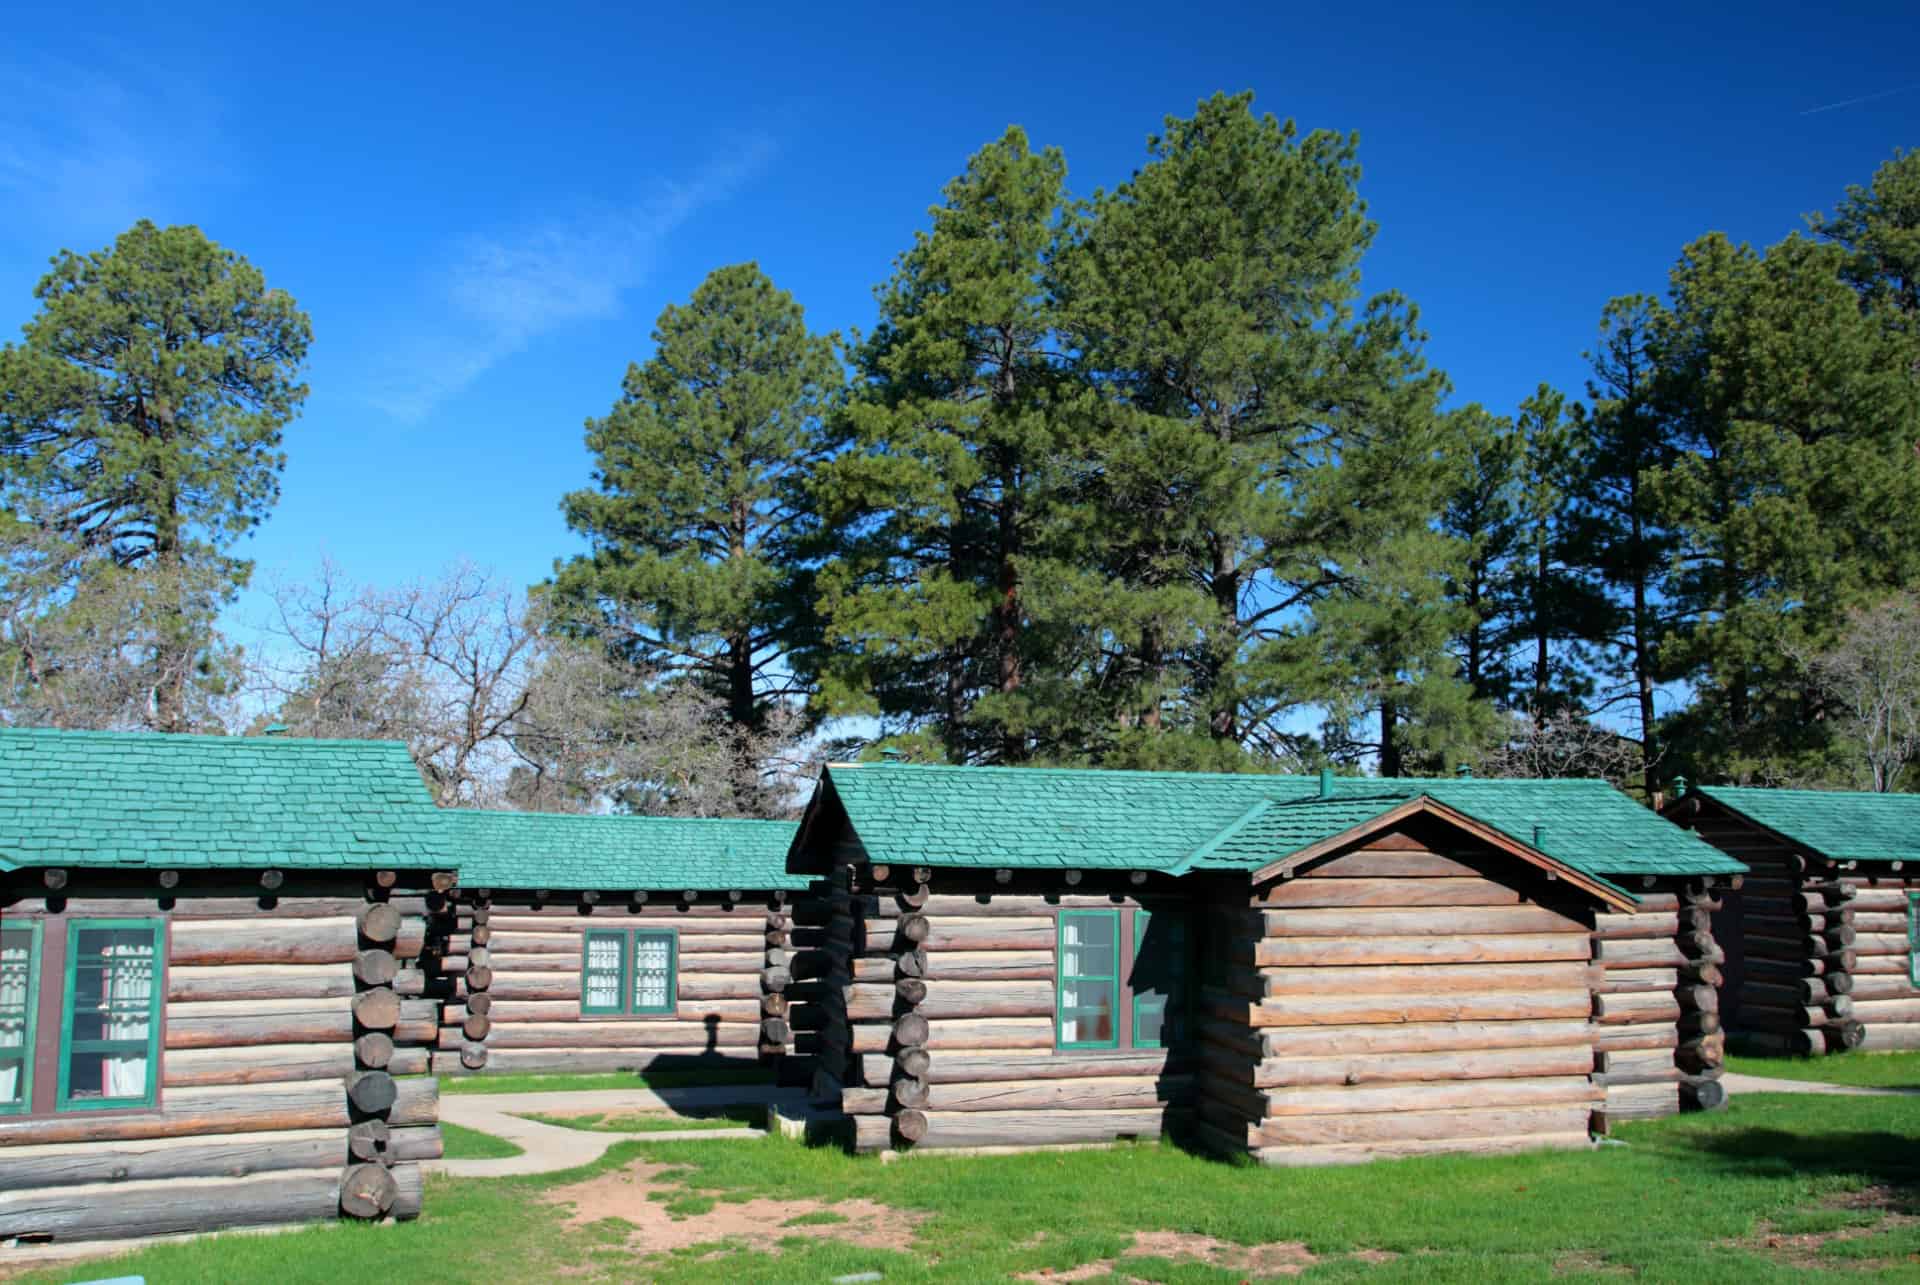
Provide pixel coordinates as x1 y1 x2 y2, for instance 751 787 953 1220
340 1162 400 1219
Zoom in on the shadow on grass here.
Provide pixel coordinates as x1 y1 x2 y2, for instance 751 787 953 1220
1686 1127 1920 1197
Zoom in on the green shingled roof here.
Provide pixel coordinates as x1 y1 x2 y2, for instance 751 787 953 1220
443 809 809 892
1695 786 1920 863
807 763 1744 880
0 726 450 871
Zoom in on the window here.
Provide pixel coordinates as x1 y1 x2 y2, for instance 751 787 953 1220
1058 911 1121 1049
579 928 677 1017
1056 907 1188 1053
582 931 627 1015
1132 910 1186 1048
0 921 40 1115
1910 894 1919 987
57 920 163 1111
631 930 675 1015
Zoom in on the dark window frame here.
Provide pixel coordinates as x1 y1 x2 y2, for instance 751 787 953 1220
0 918 42 1116
56 918 166 1113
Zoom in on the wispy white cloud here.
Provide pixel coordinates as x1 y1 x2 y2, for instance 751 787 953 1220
0 55 215 241
1799 81 1920 116
365 137 776 422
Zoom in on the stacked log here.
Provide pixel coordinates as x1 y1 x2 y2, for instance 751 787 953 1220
1591 882 1728 1116
0 871 447 1243
439 895 492 1071
1837 875 1920 1049
761 899 793 1068
1196 834 1601 1167
838 870 1192 1154
441 893 776 1075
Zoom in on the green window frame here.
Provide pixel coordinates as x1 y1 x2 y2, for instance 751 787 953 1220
630 930 676 1016
1057 909 1122 1050
1131 909 1187 1050
1909 894 1919 988
581 930 629 1015
56 918 164 1112
0 919 41 1116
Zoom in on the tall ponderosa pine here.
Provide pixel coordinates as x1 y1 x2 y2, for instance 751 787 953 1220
1648 232 1920 781
1061 92 1451 758
811 128 1070 762
1561 297 1682 794
1810 148 1920 320
553 264 840 772
0 221 310 730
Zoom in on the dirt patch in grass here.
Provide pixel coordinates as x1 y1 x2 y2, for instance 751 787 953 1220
1737 1185 1920 1269
543 1160 924 1257
1015 1230 1361 1280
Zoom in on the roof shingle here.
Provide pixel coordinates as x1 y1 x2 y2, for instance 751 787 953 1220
0 727 450 871
443 809 808 892
1695 786 1920 863
811 763 1744 880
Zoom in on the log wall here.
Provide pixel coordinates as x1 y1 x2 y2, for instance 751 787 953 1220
1592 882 1726 1117
0 871 449 1242
811 863 1195 1154
1195 827 1604 1167
443 892 798 1079
1679 805 1869 1055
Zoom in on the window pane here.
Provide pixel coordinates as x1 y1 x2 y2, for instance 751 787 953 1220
1061 912 1117 978
1059 981 1116 1044
1132 911 1187 1049
64 924 158 1105
0 926 33 1110
583 934 625 1012
1059 911 1120 1048
632 932 674 1013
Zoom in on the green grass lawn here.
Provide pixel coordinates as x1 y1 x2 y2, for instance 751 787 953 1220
520 1104 765 1133
18 1093 1920 1284
441 1066 776 1096
1726 1048 1920 1090
439 1120 525 1159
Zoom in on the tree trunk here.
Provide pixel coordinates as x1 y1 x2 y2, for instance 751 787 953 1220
1379 694 1403 778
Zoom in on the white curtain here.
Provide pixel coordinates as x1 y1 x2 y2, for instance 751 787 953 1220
0 935 26 1107
633 935 672 1010
102 937 154 1098
585 936 622 1009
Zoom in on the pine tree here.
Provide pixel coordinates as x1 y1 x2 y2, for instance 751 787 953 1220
1059 92 1450 757
810 128 1071 762
0 221 310 730
552 263 840 774
1649 232 1920 781
1563 297 1682 793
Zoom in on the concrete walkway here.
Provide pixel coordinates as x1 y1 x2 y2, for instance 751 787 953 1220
432 1084 809 1178
1722 1072 1920 1098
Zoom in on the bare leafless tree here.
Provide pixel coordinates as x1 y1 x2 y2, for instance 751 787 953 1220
256 561 811 815
1798 594 1920 792
1476 709 1646 790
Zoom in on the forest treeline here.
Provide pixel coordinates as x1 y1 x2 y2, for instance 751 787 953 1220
4 93 1920 813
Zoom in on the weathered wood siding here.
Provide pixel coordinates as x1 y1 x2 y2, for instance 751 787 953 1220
1679 806 1867 1054
445 893 796 1077
1840 874 1920 1049
0 872 447 1242
1197 826 1602 1166
806 865 1194 1154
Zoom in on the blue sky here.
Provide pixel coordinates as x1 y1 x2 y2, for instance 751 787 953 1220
2 1 1916 655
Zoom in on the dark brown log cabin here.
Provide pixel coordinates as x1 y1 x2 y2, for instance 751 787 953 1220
788 763 1746 1165
438 810 815 1082
0 728 457 1247
1665 782 1920 1055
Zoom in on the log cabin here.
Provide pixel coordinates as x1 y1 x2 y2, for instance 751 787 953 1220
1664 782 1920 1055
0 727 457 1246
437 810 816 1081
788 762 1745 1165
